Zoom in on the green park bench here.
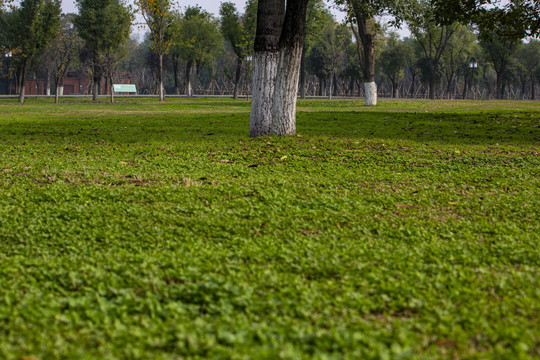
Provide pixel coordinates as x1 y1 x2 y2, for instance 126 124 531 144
113 84 137 94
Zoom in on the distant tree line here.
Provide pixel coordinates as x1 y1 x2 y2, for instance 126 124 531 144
1 0 539 104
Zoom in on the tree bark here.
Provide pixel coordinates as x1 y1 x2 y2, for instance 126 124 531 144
249 0 285 137
271 42 303 135
351 6 377 106
270 0 309 136
173 54 181 95
233 57 243 99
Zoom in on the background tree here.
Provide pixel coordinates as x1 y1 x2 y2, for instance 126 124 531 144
219 0 257 99
407 0 459 99
135 0 174 101
46 13 82 103
516 40 540 99
379 35 411 98
479 28 521 99
75 0 132 101
300 0 333 98
11 0 61 103
174 6 222 97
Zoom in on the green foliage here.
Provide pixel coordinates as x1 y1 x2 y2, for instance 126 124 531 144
0 98 539 359
75 0 132 70
174 6 222 67
10 0 61 63
379 39 411 84
135 0 174 55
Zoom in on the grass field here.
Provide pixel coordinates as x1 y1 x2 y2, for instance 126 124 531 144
0 98 539 359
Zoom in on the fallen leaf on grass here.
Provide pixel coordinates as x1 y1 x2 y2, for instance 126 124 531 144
280 155 288 161
218 159 231 163
2 169 11 172
448 202 457 205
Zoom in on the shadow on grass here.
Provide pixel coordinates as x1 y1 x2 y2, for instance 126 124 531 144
0 109 538 146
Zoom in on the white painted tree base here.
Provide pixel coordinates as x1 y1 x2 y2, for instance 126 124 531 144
271 43 303 136
250 51 279 137
364 81 377 106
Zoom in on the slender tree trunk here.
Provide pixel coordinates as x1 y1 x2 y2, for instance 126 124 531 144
55 76 59 104
46 70 51 96
233 57 243 99
531 75 535 100
173 54 181 95
328 71 334 100
185 60 193 97
110 72 114 104
249 0 285 137
18 60 27 103
496 71 503 99
159 53 164 102
299 44 306 99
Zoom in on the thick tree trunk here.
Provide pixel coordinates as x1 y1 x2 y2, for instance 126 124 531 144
249 0 285 137
159 53 164 102
271 43 303 135
364 82 377 106
18 60 27 103
270 0 309 136
351 6 377 106
233 57 243 99
250 51 280 136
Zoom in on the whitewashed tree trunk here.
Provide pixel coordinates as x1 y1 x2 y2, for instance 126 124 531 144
249 51 279 137
364 81 377 106
271 43 303 136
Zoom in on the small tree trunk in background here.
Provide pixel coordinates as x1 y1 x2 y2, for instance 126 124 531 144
93 76 100 101
110 74 114 104
159 53 164 102
270 0 309 136
328 71 334 100
185 60 193 97
18 60 27 103
299 44 306 99
233 57 243 99
46 70 51 96
531 75 535 100
173 54 181 95
55 77 59 104
249 0 285 137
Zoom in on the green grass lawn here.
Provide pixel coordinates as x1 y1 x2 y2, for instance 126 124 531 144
0 98 539 359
